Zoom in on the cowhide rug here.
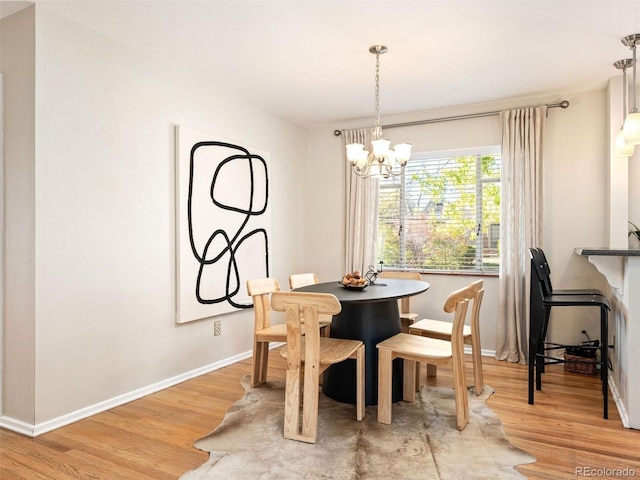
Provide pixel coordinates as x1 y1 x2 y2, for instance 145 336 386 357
180 374 535 479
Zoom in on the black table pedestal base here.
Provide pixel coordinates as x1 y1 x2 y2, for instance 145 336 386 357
322 298 403 406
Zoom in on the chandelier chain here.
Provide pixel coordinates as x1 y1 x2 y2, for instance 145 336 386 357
633 43 638 113
374 51 381 139
624 64 628 119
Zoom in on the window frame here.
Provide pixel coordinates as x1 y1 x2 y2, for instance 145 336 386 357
377 145 501 275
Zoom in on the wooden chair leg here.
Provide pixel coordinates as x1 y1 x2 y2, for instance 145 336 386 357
426 364 437 377
318 324 329 386
377 348 393 425
283 367 301 440
356 345 365 421
401 317 411 333
470 338 484 395
251 340 269 387
300 366 319 443
403 359 416 402
452 358 469 431
471 351 484 396
321 323 330 337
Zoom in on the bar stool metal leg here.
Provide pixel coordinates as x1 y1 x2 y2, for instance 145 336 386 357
601 307 608 419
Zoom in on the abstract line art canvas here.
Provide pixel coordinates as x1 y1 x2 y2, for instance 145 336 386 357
176 126 271 323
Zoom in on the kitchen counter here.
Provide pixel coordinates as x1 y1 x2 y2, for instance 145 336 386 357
575 247 640 256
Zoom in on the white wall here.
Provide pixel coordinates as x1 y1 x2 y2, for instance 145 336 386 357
0 5 37 425
630 154 640 227
629 92 640 223
543 89 610 345
2 6 308 427
307 89 610 353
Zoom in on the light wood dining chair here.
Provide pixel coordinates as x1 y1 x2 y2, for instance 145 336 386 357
377 271 423 333
272 291 365 443
289 272 331 337
288 272 320 290
409 280 485 395
246 277 287 388
377 283 475 431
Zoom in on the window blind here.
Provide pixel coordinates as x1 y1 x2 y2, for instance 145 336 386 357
377 147 500 273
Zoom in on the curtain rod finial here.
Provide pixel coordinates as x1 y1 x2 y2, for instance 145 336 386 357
334 129 343 136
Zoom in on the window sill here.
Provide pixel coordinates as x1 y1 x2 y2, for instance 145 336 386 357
383 269 498 277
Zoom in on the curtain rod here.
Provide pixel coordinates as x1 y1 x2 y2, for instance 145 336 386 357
333 100 570 136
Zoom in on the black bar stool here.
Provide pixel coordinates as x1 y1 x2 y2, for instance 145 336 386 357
534 248 607 297
528 248 610 419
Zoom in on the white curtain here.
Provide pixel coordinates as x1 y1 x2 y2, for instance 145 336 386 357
496 105 546 364
343 128 379 274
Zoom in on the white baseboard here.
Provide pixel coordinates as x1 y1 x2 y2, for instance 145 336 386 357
465 346 496 358
608 372 629 428
0 348 258 437
0 417 35 437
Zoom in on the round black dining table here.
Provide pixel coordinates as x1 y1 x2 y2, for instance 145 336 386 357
294 278 430 405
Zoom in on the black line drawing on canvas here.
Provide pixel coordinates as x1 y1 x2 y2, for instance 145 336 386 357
188 141 270 309
176 126 271 323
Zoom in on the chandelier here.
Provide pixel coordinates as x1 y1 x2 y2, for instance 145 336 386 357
346 45 412 179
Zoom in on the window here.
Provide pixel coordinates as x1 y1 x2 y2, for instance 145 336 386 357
377 146 501 273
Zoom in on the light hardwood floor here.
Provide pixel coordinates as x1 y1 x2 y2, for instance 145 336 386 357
1 350 638 479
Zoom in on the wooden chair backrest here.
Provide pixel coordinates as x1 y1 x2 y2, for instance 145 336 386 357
271 291 341 319
289 273 320 290
467 279 484 339
377 271 422 313
246 277 280 331
442 283 475 356
271 291 341 360
377 271 422 281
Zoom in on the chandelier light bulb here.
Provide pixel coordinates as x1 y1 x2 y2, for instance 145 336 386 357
356 150 368 168
613 58 636 155
372 138 391 158
623 112 640 145
346 143 365 164
615 128 635 157
394 143 412 164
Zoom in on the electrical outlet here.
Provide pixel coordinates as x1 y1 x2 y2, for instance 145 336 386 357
214 320 222 336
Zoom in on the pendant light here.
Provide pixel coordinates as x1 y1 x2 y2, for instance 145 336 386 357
622 34 640 145
614 58 635 157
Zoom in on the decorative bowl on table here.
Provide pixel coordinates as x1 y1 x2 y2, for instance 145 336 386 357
340 281 369 290
340 271 368 290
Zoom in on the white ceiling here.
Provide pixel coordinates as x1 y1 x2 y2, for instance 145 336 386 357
6 0 640 127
